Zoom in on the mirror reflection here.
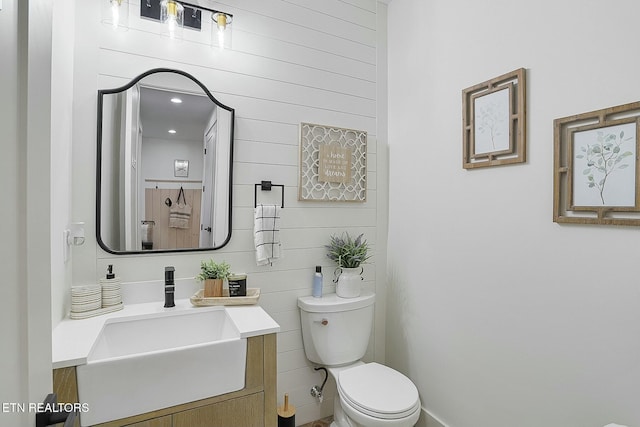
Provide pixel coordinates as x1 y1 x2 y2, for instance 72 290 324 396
97 69 234 254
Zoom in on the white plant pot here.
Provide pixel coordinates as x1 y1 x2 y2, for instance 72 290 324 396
335 267 363 298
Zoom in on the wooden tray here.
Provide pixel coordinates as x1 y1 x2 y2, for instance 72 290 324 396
190 288 260 306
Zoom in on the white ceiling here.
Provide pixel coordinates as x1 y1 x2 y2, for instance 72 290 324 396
139 86 216 142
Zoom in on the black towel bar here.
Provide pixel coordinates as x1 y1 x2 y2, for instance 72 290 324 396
254 180 284 208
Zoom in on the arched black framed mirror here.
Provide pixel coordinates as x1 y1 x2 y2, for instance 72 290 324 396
96 68 234 254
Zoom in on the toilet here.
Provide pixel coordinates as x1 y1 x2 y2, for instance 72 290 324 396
298 292 421 427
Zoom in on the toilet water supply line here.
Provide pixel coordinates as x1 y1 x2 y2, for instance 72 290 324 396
310 367 328 403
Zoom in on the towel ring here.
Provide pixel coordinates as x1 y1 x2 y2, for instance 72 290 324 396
254 181 284 208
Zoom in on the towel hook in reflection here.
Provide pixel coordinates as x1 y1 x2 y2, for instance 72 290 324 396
254 180 284 208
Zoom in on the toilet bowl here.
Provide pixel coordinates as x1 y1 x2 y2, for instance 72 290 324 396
298 293 421 427
331 362 421 427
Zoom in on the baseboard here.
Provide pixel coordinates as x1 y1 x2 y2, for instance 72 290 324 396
415 407 448 427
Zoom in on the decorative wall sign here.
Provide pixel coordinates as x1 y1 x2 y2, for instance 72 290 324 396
299 122 367 202
462 68 526 169
319 144 352 184
554 101 640 226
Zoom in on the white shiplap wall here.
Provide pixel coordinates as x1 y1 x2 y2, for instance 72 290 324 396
69 0 382 423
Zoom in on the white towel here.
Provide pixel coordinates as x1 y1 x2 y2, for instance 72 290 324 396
254 204 282 266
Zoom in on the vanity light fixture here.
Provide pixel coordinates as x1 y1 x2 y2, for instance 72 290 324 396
103 0 129 31
140 0 233 48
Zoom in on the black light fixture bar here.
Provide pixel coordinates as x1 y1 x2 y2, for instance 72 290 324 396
140 0 232 31
140 0 161 22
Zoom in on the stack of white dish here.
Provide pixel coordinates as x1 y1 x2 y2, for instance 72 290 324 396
100 278 122 307
70 285 102 314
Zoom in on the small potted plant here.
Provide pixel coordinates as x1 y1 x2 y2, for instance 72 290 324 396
326 232 371 298
197 259 231 297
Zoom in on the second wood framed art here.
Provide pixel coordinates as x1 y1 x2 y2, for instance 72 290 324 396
554 101 640 226
462 68 527 169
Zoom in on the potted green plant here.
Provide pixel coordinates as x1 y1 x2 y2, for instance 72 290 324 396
197 259 231 297
326 232 371 298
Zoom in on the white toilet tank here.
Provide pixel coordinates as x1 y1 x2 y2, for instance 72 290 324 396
298 292 375 366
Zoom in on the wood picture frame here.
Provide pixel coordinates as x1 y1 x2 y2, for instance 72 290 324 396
462 68 526 169
554 101 640 226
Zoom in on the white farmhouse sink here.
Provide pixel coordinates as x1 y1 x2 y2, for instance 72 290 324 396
76 307 246 426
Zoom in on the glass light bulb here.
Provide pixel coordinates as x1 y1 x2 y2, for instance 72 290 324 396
217 28 225 49
103 0 128 32
111 2 120 29
167 16 177 38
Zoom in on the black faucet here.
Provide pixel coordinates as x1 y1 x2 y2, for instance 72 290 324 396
164 266 175 308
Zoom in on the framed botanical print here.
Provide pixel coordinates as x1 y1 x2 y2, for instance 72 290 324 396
462 68 526 169
554 101 640 225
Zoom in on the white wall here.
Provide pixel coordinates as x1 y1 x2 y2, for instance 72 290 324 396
387 1 640 427
1 0 55 425
67 0 383 423
141 137 204 184
0 1 29 424
51 0 76 325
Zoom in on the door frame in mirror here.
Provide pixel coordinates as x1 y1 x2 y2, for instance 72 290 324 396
96 68 235 254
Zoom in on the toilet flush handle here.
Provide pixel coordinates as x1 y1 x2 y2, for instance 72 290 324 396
314 318 329 326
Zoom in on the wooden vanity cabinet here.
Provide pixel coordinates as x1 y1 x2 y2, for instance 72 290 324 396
53 334 277 427
124 416 171 427
172 393 263 427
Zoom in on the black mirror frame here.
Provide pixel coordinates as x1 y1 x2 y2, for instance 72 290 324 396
96 68 234 254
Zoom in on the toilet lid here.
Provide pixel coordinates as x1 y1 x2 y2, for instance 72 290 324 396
337 363 420 419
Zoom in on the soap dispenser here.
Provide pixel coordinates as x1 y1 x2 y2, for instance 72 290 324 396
105 265 116 281
99 264 122 308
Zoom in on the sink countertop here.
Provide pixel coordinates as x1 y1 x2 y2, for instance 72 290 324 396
52 299 280 369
